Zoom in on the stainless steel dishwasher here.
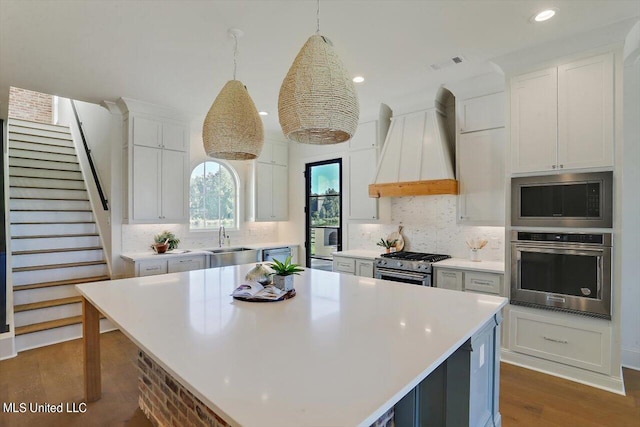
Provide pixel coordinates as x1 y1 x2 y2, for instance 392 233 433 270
262 247 291 263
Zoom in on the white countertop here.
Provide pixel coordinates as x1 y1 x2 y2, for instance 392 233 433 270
121 242 299 262
77 265 506 427
331 249 382 260
434 258 505 274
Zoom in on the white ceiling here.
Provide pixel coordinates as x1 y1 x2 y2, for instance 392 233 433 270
1 0 639 133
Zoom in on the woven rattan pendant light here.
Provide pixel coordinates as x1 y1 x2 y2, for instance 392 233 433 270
278 0 359 144
203 28 264 160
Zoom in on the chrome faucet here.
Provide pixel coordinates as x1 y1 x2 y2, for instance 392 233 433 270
218 224 226 247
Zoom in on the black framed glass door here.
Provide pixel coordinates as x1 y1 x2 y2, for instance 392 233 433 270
305 159 342 270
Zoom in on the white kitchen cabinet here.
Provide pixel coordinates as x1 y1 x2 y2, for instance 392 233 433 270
457 128 505 225
511 52 614 174
167 255 207 273
124 254 207 277
332 255 375 278
356 259 374 278
435 269 463 291
247 141 289 222
120 99 190 224
458 92 505 133
349 148 378 220
434 267 503 296
509 306 611 375
349 120 377 151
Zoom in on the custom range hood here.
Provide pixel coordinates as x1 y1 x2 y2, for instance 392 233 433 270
368 94 457 198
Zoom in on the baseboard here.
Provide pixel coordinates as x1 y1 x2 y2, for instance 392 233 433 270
0 334 17 360
621 347 640 371
501 349 625 395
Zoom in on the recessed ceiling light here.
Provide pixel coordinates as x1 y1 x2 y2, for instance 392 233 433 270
352 76 365 83
258 111 269 116
532 9 557 22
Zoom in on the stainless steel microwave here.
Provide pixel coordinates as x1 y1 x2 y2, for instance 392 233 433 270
511 172 613 228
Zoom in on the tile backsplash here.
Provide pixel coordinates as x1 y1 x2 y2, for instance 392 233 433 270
348 196 505 261
121 222 279 253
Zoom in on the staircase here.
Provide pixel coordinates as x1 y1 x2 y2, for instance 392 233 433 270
7 118 112 352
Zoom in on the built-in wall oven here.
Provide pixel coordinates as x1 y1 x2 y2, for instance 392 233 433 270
510 231 612 319
511 172 612 228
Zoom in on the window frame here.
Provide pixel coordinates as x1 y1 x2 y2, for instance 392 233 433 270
188 159 240 232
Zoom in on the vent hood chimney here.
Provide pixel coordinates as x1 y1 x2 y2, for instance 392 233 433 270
369 91 457 198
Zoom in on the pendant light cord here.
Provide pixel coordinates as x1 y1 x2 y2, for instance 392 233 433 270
316 0 320 34
232 33 238 80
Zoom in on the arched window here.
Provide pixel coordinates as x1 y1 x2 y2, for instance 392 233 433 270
189 161 237 230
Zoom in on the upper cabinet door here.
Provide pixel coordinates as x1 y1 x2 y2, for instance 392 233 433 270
271 142 288 166
557 53 614 170
162 121 188 152
160 149 187 222
511 68 558 173
132 145 161 220
459 92 505 133
349 120 377 151
132 116 162 148
349 148 378 220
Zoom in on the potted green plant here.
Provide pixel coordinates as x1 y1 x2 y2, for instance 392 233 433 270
152 231 180 252
376 238 398 254
267 256 304 291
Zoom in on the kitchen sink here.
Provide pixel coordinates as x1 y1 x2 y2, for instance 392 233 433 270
204 247 260 267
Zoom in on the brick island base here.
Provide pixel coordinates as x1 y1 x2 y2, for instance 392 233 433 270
137 349 394 427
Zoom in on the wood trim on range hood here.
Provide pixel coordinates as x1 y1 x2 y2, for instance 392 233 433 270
369 179 458 198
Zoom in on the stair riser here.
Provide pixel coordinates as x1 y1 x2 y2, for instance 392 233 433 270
8 132 74 148
10 211 94 223
10 187 88 200
9 199 92 211
8 126 72 140
9 119 71 134
9 148 77 163
9 157 80 171
11 223 96 237
11 235 101 252
14 303 82 328
13 284 79 305
12 250 104 268
9 166 83 181
9 140 76 155
15 318 115 353
12 264 108 286
9 176 86 190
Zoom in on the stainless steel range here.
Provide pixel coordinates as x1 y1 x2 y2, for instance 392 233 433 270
374 251 451 286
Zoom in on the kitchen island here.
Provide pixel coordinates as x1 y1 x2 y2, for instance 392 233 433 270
77 265 507 427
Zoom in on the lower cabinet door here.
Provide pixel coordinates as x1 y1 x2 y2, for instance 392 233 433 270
167 256 206 273
333 257 355 274
138 260 168 277
356 260 374 277
435 269 463 291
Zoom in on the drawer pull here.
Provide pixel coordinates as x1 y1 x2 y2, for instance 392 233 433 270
472 280 493 286
442 272 458 277
543 336 568 344
338 263 352 268
145 266 160 271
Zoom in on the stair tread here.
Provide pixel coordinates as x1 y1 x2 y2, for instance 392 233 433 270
9 147 76 157
10 185 87 191
15 296 83 313
15 316 83 335
11 221 95 225
11 209 93 212
9 154 79 165
13 260 106 272
9 174 84 182
12 233 99 239
9 118 71 131
7 165 81 173
13 275 111 291
10 197 90 201
12 246 103 255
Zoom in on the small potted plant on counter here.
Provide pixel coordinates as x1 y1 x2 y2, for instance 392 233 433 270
377 238 398 254
268 256 304 291
152 231 180 253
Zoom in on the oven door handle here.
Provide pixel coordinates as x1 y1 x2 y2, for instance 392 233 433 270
376 269 427 282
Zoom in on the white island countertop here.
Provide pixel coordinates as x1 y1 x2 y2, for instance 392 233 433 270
77 265 506 427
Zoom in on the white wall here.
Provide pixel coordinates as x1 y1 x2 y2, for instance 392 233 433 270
621 49 640 370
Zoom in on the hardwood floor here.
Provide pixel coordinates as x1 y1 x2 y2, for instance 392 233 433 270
1 331 638 426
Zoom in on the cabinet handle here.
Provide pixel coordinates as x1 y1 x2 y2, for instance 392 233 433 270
442 272 458 277
472 280 493 286
338 263 352 268
145 266 161 271
543 336 568 344
559 164 564 169
552 165 557 169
